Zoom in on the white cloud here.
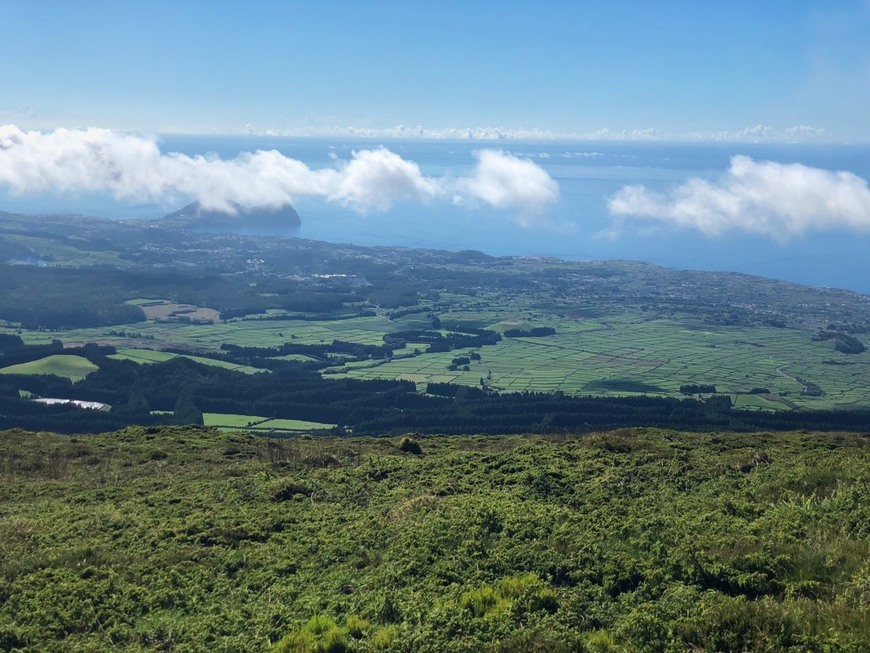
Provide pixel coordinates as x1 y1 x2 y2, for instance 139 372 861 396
784 125 826 138
685 124 827 143
263 124 563 140
460 150 560 221
327 147 439 212
253 122 832 143
608 155 870 238
581 127 670 141
0 125 559 222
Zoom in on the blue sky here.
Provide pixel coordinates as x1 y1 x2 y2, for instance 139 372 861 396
3 0 870 141
3 2 870 292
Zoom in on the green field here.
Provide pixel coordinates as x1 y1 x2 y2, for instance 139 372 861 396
17 314 394 352
0 426 866 651
0 354 99 382
0 233 134 267
332 313 870 409
109 348 266 375
124 298 165 306
732 393 791 411
6 272 870 413
256 417 336 431
268 353 321 362
10 306 870 409
203 413 335 432
4 210 870 417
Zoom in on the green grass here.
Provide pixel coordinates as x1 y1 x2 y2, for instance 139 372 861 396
7 305 870 409
0 234 133 267
256 418 336 431
202 413 335 432
108 349 177 363
202 412 262 428
124 298 165 306
733 393 790 411
333 313 870 408
0 354 98 382
0 427 866 651
109 348 266 375
268 353 321 362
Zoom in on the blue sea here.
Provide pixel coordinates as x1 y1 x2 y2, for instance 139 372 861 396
3 137 870 294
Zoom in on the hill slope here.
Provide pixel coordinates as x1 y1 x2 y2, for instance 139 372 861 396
0 354 98 382
162 200 301 232
0 427 867 651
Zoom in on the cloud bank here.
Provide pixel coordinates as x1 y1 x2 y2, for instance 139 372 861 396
254 123 828 143
265 124 564 141
0 125 558 222
608 155 870 238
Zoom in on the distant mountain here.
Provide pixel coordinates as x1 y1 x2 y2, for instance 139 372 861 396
162 201 301 232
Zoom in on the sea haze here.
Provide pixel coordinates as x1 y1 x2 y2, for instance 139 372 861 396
3 137 870 293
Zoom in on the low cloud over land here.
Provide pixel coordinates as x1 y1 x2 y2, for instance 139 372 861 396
608 155 870 238
0 125 558 223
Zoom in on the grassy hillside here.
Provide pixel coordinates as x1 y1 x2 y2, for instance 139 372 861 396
0 427 867 652
109 348 267 375
0 354 98 382
202 413 336 433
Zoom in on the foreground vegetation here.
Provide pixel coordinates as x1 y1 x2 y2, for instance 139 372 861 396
0 427 867 651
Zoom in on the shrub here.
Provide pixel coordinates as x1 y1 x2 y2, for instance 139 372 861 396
304 615 335 636
491 629 573 652
461 585 501 618
369 625 399 651
344 615 370 639
583 630 620 653
272 615 349 653
269 478 312 502
529 587 559 614
460 574 554 619
398 436 422 455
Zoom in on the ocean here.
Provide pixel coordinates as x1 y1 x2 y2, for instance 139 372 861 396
3 137 870 293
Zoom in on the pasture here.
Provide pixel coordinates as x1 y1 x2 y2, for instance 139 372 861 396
26 314 396 351
108 348 266 374
732 393 790 411
202 413 335 432
0 233 134 267
0 354 99 382
6 301 870 409
335 313 870 409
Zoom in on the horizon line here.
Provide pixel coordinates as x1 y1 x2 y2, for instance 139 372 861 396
9 122 865 146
